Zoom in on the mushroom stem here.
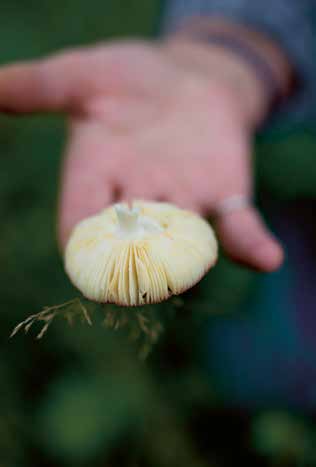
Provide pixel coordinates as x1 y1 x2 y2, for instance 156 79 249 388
115 205 140 235
115 203 164 239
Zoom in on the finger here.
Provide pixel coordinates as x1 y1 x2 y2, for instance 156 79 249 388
0 48 101 113
0 43 158 114
58 124 114 248
166 190 203 213
120 165 172 204
216 206 284 272
114 169 153 203
121 170 202 212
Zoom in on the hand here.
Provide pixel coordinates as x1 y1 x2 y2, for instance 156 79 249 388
0 40 283 271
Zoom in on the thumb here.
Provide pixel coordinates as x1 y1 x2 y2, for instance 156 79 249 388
215 204 284 272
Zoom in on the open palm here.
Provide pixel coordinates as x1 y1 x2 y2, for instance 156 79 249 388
0 41 283 271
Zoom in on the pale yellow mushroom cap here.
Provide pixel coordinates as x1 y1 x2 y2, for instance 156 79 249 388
64 201 218 306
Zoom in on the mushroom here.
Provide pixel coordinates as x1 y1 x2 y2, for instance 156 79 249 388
65 201 217 306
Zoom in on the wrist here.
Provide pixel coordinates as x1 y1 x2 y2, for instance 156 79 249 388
161 18 295 128
161 37 268 128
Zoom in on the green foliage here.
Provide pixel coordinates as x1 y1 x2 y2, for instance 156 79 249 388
252 412 316 465
38 368 148 463
256 127 316 199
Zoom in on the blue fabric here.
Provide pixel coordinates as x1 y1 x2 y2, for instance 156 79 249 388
205 204 316 409
162 0 316 126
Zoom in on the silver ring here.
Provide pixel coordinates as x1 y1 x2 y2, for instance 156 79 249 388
213 194 251 218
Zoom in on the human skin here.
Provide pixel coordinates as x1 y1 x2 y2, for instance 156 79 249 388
0 27 290 271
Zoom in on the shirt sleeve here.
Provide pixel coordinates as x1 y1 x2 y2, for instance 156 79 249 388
161 0 316 128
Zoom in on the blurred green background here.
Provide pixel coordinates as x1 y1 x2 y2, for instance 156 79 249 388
1 1 316 466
